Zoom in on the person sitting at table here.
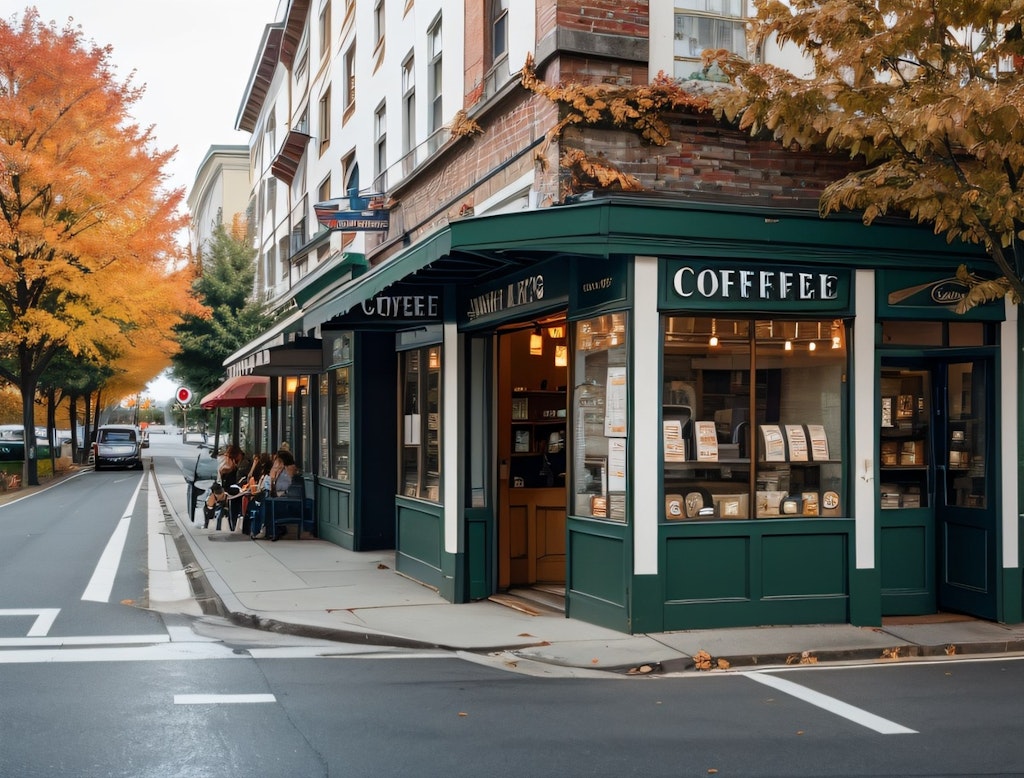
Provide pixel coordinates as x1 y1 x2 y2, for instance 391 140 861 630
250 449 298 539
202 483 230 530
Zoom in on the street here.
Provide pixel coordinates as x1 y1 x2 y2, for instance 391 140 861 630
0 440 1021 777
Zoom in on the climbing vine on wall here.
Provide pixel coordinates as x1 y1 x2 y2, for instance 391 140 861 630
520 52 711 192
520 53 710 150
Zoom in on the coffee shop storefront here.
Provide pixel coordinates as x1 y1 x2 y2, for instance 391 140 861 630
283 196 1022 634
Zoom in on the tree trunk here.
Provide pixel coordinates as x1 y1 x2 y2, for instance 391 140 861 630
69 395 80 464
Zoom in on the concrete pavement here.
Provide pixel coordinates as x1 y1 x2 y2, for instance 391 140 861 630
144 452 1024 675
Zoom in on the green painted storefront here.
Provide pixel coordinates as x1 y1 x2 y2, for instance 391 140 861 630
291 196 1023 634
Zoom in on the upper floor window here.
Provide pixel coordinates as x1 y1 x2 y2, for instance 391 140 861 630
319 1 332 60
402 54 416 154
344 45 356 112
427 17 442 134
266 108 277 157
489 0 508 66
674 0 746 77
295 45 309 92
374 0 385 48
319 86 332 153
374 102 387 180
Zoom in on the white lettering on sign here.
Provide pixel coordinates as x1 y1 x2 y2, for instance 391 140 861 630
360 295 439 318
582 276 614 293
672 267 838 302
467 275 545 319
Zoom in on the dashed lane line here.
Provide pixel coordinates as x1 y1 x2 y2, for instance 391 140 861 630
175 694 276 705
745 671 918 735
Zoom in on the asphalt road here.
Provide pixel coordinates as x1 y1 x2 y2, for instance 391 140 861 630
0 445 1021 777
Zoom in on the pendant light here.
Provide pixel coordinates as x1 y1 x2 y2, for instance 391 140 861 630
529 326 543 356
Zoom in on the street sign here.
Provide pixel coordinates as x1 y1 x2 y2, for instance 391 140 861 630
176 386 193 405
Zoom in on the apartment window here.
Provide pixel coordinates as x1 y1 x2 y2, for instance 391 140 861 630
295 46 309 92
266 109 277 157
344 157 359 200
427 17 442 134
319 86 331 153
402 54 415 153
374 103 387 180
344 45 356 112
318 175 331 205
489 0 508 65
319 1 331 60
674 0 746 77
265 178 276 214
374 0 385 47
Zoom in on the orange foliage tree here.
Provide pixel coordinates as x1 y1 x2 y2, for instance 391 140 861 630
0 9 199 482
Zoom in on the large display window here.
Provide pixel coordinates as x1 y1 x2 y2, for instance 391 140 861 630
400 345 442 502
320 332 352 482
662 316 847 520
571 312 629 521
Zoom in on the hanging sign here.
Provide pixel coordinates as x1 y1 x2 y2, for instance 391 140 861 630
314 192 390 231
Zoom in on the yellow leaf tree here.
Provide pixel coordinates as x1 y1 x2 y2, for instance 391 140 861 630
710 1 1024 312
0 9 196 483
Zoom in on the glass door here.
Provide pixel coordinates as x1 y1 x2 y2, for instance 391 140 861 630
879 356 998 618
935 359 997 619
878 361 935 615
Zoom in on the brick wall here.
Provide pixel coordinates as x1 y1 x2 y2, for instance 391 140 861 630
557 1 649 38
563 110 863 208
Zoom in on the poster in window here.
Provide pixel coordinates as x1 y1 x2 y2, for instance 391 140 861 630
603 366 628 437
785 425 809 462
608 438 626 491
760 425 785 462
663 420 686 462
695 421 719 461
807 424 830 460
880 396 893 428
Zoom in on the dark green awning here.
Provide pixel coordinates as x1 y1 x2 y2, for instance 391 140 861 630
301 230 453 329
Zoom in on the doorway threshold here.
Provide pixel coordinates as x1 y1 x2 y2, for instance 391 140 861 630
489 585 565 616
881 612 978 626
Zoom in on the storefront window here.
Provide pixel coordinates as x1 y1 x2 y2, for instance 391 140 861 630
400 345 441 501
572 313 629 521
321 332 352 482
662 316 846 520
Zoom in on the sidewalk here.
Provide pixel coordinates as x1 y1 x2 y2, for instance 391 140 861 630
148 457 1024 675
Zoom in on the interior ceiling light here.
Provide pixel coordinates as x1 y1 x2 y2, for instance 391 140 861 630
708 318 719 347
529 326 543 356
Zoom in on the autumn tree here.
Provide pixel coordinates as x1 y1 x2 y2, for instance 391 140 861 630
0 9 198 483
711 1 1024 311
172 218 272 400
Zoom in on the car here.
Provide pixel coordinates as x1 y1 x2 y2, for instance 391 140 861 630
93 424 144 470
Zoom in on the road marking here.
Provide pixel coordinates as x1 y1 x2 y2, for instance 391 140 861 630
82 473 145 602
0 634 169 647
174 694 276 705
745 671 917 734
0 608 59 637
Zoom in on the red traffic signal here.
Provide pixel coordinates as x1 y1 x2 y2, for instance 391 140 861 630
176 387 193 405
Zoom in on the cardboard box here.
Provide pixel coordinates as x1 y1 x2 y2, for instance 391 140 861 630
712 492 749 519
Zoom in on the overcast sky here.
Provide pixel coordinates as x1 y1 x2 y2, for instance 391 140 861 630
2 1 280 196
2 2 280 400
